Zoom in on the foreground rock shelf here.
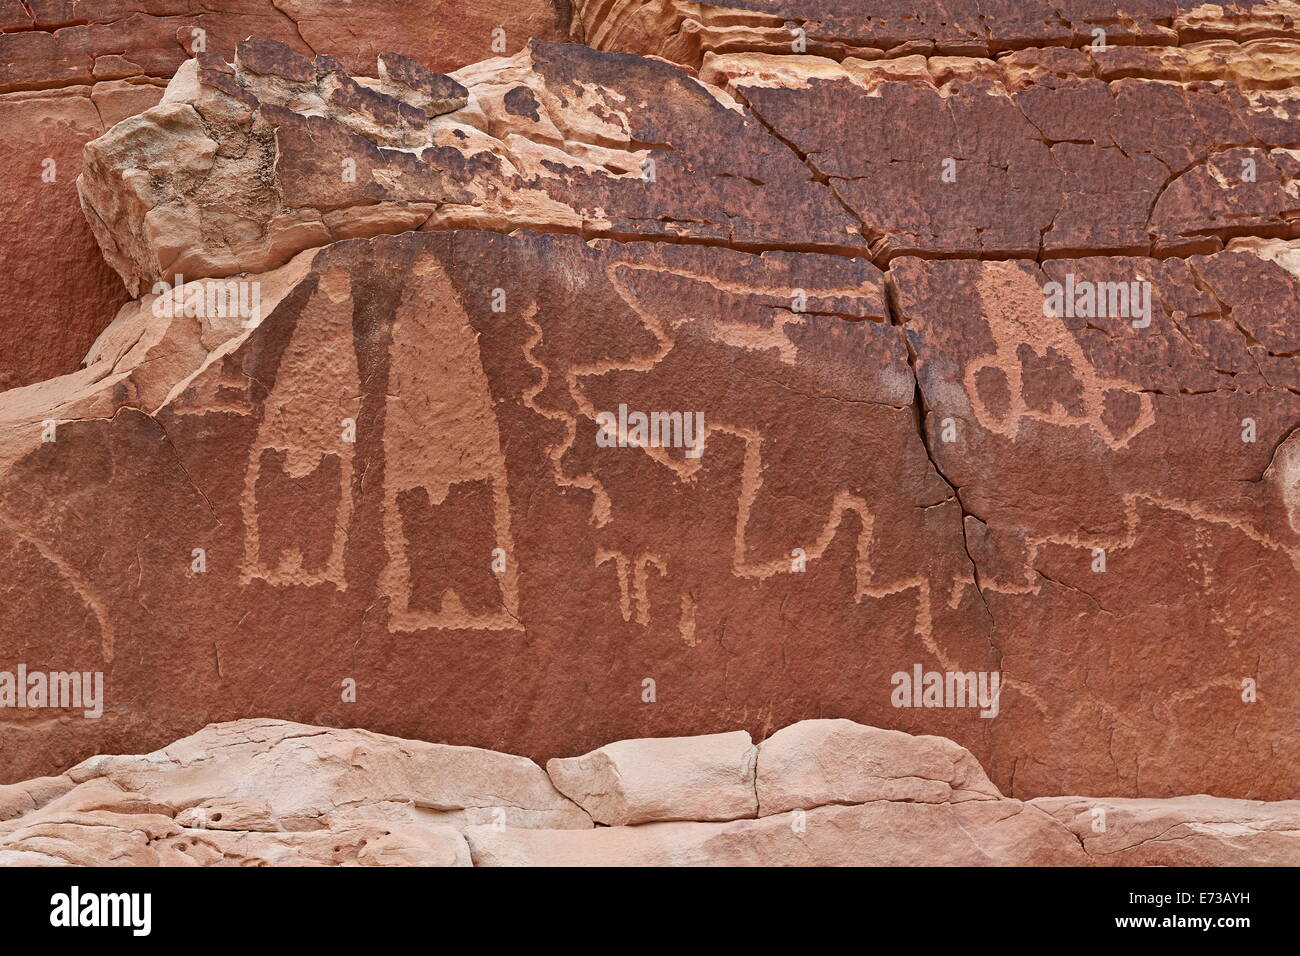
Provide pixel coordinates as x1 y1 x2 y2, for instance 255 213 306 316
1 718 1295 866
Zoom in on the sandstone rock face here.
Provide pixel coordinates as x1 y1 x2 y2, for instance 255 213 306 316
0 1 569 388
1032 794 1300 865
704 47 1300 260
893 249 1300 798
77 38 862 296
3 3 1300 817
62 718 590 832
547 731 758 824
3 718 1294 865
573 0 1300 67
465 800 1086 866
3 227 976 787
0 1 568 93
0 79 166 390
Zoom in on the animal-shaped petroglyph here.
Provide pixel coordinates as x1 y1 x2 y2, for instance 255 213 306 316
964 262 1156 450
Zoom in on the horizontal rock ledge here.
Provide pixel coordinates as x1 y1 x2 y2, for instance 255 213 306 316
2 718 1296 866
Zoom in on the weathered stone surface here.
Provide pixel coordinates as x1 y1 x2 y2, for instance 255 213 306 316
0 79 166 390
466 799 1086 866
4 718 1294 865
77 39 863 296
0 1 568 388
702 48 1300 260
0 718 580 866
0 227 995 787
547 731 757 824
155 820 474 866
1033 795 1300 865
893 245 1300 799
6 9 1300 818
174 797 280 832
63 718 590 831
0 1 568 93
574 0 1300 68
756 718 1001 814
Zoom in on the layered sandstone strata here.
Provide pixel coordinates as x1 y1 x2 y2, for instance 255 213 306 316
75 37 863 298
0 1 569 93
571 0 1300 68
703 47 1300 259
2 719 1296 866
0 1 568 389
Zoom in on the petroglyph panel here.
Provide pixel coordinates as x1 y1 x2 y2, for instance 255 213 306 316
0 229 993 787
7 21 1300 808
895 249 1300 797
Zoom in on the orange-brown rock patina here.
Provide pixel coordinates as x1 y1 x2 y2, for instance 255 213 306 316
1 7 1299 816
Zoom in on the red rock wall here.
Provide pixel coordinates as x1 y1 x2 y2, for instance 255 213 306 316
1 4 1298 805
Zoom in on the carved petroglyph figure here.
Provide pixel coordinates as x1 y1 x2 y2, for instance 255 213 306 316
377 264 521 632
965 263 1156 450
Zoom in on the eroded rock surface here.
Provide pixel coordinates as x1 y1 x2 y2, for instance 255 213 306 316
0 0 568 93
0 717 588 867
2 229 992 786
573 0 1300 68
77 38 863 296
0 1 569 388
2 718 1294 865
547 730 758 824
893 247 1300 798
3 10 1300 810
0 78 166 390
1032 794 1300 865
755 718 1002 814
705 47 1300 260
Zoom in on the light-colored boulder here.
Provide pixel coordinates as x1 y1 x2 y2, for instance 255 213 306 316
756 719 1001 815
66 718 591 833
547 731 758 826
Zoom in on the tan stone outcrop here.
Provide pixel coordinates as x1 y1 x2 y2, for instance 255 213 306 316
2 719 1295 866
547 731 758 825
75 37 862 297
755 718 1002 814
